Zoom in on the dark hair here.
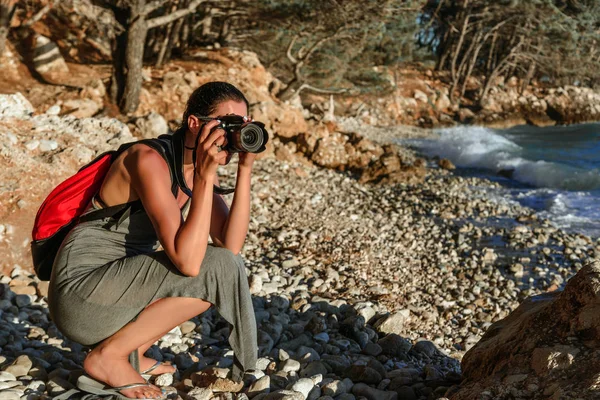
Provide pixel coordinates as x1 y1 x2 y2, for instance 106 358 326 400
181 81 249 131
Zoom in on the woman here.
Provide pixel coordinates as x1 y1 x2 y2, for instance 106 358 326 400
48 82 258 399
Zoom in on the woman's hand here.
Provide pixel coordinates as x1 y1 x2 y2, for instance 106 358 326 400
195 120 229 182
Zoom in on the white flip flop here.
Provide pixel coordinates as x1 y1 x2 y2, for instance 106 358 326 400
77 375 164 399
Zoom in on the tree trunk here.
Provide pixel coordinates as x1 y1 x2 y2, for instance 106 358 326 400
164 2 187 64
155 22 174 67
180 15 192 51
110 4 149 114
120 16 148 114
0 0 16 56
521 58 537 94
109 10 129 105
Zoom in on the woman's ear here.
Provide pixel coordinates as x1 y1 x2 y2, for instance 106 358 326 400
188 115 201 135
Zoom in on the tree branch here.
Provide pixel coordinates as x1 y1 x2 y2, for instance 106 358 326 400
147 0 204 29
141 0 169 16
302 26 350 63
297 83 348 96
22 1 56 28
286 33 300 64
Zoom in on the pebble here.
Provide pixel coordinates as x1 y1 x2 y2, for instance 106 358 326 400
155 373 173 386
2 355 32 377
290 378 315 398
24 140 40 151
281 359 301 373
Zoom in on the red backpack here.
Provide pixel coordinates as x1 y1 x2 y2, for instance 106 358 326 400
31 128 236 281
31 137 176 281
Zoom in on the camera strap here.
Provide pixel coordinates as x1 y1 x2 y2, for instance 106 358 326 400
171 127 235 196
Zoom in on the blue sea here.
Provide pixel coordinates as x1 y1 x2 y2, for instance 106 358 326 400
406 123 600 238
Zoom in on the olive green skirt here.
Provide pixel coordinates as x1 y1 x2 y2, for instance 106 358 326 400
47 199 257 380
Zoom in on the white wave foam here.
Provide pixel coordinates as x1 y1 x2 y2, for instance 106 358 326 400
411 126 600 191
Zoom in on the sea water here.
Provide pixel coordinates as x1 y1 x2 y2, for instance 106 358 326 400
405 123 600 239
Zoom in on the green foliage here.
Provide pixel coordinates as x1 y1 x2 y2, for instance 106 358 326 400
240 0 425 96
421 0 600 93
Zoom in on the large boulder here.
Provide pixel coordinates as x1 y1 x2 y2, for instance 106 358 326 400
0 93 34 118
450 261 600 399
251 101 308 140
39 0 116 63
28 34 70 83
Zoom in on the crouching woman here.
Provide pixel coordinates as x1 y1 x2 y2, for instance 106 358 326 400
48 82 258 399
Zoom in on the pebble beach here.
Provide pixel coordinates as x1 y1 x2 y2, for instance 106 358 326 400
1 140 597 399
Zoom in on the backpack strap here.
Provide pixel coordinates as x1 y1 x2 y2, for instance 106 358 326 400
77 138 178 225
78 130 235 225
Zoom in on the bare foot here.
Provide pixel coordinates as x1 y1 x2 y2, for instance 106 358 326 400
140 354 177 375
84 347 163 399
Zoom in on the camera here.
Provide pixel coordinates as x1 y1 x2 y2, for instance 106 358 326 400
214 115 269 154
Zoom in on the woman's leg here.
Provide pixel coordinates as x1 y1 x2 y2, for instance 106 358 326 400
83 297 211 399
136 298 211 375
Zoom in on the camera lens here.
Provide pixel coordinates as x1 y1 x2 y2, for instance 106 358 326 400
240 124 264 153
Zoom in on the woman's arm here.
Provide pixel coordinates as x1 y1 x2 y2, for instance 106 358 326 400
128 121 227 277
210 161 253 254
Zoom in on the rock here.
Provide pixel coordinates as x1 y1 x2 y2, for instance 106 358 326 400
378 334 412 357
311 133 349 169
25 140 40 151
458 108 475 123
346 365 382 384
413 90 429 103
374 310 411 335
251 101 308 140
46 104 60 115
412 340 440 357
135 112 169 139
282 258 300 269
249 375 270 397
10 286 36 296
435 93 451 112
191 368 243 392
249 275 263 294
361 343 382 357
0 371 16 381
155 373 173 387
300 361 328 378
186 387 213 400
453 262 600 399
63 99 101 118
509 263 524 278
30 34 70 83
290 378 315 398
352 383 397 400
264 390 304 400
359 145 426 185
321 379 350 397
0 93 34 118
438 158 456 171
39 140 59 152
482 248 497 264
281 359 301 373
393 386 417 400
2 355 33 377
179 321 196 335
0 390 21 400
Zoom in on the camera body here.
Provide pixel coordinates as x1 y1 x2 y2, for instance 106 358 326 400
215 115 269 154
